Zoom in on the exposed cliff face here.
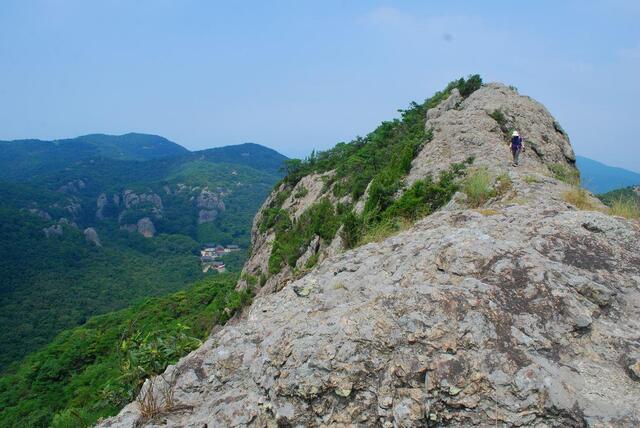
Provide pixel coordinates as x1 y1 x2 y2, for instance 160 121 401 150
197 189 226 224
239 171 343 294
99 83 640 427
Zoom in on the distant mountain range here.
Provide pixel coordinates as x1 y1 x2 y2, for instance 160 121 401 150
0 133 287 370
0 133 285 180
576 155 640 194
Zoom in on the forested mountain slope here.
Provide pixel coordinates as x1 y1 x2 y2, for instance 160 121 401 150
0 138 285 370
0 274 251 428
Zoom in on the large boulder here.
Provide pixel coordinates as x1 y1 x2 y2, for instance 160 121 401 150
122 190 163 211
196 189 226 224
28 208 51 220
96 193 108 220
136 217 156 238
83 227 102 247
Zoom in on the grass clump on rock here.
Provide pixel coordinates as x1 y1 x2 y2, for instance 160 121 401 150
563 187 596 210
463 168 495 208
549 163 580 186
609 197 640 220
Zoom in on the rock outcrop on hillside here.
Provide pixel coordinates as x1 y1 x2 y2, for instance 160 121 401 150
95 186 229 229
99 83 640 427
83 227 102 247
136 217 156 238
197 189 226 224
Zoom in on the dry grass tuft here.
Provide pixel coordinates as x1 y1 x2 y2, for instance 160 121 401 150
495 173 513 196
477 208 500 216
359 218 412 245
137 382 162 421
562 187 596 210
609 198 640 220
136 372 182 422
549 164 580 186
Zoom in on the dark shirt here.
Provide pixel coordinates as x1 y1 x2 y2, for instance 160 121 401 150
511 135 522 147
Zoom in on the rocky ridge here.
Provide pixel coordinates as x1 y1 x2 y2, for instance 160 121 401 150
99 83 640 427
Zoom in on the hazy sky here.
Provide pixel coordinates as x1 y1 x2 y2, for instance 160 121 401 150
1 1 639 171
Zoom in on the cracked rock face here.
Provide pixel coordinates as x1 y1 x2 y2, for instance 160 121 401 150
99 84 640 427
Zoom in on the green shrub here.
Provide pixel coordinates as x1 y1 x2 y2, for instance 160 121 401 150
489 109 506 126
384 174 459 221
342 161 469 248
241 273 259 287
463 168 495 207
274 76 482 205
268 199 340 274
341 211 363 249
304 253 320 269
549 163 580 186
51 408 93 427
259 188 292 232
456 74 483 97
294 186 309 199
359 218 408 245
488 109 509 136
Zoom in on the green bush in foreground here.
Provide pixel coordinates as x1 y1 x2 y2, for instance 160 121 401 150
0 274 251 428
383 161 469 221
